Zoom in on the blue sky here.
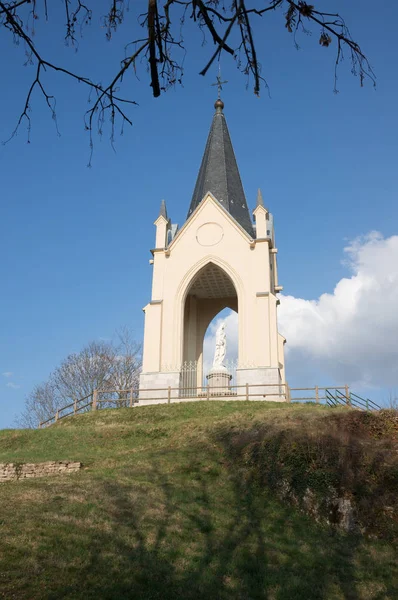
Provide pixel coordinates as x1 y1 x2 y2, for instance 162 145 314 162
1 1 397 427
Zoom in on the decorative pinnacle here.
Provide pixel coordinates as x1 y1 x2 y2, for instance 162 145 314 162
256 188 265 207
159 199 167 219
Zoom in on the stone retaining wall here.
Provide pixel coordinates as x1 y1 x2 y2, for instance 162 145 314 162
0 461 82 482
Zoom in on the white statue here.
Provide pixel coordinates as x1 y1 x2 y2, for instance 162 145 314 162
212 321 227 369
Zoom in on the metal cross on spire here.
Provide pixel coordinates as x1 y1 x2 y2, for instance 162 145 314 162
211 65 228 99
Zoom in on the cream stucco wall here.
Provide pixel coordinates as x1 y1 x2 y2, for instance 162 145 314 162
140 194 285 396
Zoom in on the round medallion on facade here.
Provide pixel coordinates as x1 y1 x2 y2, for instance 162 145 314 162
196 222 224 247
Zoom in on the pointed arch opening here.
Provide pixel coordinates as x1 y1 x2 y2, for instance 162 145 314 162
181 262 238 393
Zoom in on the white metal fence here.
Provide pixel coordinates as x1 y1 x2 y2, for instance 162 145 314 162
180 359 238 397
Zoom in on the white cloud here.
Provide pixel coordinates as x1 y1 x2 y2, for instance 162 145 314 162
2 372 13 378
6 382 20 389
279 232 398 388
203 232 398 391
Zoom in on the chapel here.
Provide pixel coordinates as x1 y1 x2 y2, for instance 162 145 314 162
139 97 286 400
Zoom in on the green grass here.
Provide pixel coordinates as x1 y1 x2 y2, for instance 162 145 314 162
0 401 397 599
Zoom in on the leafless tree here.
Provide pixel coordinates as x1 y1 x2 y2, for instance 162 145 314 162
100 328 142 406
52 340 115 403
16 380 58 429
17 331 142 427
1 1 375 158
111 327 142 393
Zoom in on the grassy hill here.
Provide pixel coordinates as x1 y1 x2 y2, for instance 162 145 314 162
0 401 397 600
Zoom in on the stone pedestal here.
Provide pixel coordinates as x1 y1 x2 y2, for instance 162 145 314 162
206 366 232 396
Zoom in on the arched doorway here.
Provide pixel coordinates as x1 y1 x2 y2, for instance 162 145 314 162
181 262 238 394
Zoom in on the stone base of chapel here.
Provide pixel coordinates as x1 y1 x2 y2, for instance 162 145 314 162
137 367 286 405
236 367 284 401
138 371 180 402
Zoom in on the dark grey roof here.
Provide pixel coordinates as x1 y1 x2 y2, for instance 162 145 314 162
159 199 168 219
187 102 254 237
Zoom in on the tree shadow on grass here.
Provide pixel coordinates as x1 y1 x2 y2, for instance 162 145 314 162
11 447 398 600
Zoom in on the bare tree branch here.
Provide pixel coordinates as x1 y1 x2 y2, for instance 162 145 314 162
1 0 139 156
1 0 375 153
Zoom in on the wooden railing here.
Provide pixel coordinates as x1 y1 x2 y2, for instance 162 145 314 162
289 385 350 403
131 382 289 403
38 383 380 428
38 393 94 428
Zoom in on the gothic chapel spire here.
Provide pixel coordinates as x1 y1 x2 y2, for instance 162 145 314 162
139 92 286 402
187 98 254 237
